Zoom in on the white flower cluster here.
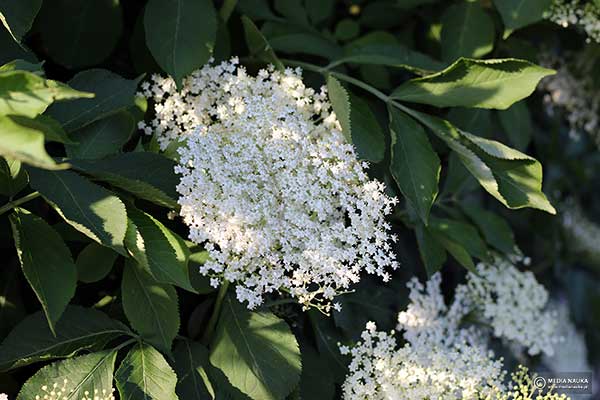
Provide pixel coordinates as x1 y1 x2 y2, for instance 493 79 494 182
340 321 505 400
539 51 600 148
466 259 561 356
140 58 398 311
545 0 600 42
341 257 561 399
561 199 600 266
543 301 591 373
32 379 115 400
0 393 7 400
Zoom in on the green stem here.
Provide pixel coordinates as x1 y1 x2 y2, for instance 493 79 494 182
201 280 230 345
0 191 41 216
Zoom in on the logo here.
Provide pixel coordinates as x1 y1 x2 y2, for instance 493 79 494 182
533 376 547 390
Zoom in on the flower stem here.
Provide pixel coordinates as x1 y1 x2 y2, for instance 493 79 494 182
201 280 230 345
0 191 41 216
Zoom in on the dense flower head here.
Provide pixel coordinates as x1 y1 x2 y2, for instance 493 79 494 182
340 322 506 400
466 259 561 356
0 394 7 400
140 58 399 311
341 256 562 399
545 0 600 43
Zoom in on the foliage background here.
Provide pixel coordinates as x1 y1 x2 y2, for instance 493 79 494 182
0 0 599 399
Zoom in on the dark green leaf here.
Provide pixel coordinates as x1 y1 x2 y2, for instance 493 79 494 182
263 22 343 60
326 76 351 142
405 110 556 214
429 217 489 261
336 43 444 74
0 306 130 371
0 157 27 197
125 207 194 292
36 0 123 68
299 343 335 400
76 243 118 283
17 350 117 400
446 107 493 138
0 0 42 42
210 295 301 400
48 69 140 132
66 112 135 160
391 58 555 110
415 223 447 276
349 93 385 162
241 16 284 70
497 100 532 151
462 205 517 255
9 208 77 335
115 343 179 400
144 0 217 86
33 115 75 144
69 152 179 208
173 340 215 399
440 1 494 62
308 311 347 383
0 70 93 118
122 260 180 354
493 0 552 36
389 107 440 224
28 168 128 254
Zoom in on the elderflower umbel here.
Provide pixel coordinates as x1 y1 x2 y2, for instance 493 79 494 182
340 322 505 400
140 58 399 311
342 261 563 399
0 393 7 400
545 0 600 43
466 259 560 356
538 51 600 148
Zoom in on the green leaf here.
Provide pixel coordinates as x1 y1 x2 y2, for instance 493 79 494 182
336 43 444 75
36 0 123 68
0 0 42 42
349 93 385 162
9 208 77 335
493 0 552 36
76 243 118 283
262 22 343 60
0 157 27 197
173 340 215 399
391 58 555 110
17 349 117 400
497 100 532 151
326 76 351 142
447 107 493 138
116 343 179 400
299 343 335 400
209 295 301 400
308 311 347 383
429 217 489 261
66 112 135 160
144 0 217 86
0 59 43 74
33 115 76 144
389 107 440 224
27 168 128 253
461 205 517 255
429 230 476 272
0 70 93 118
121 260 180 354
440 1 494 62
415 223 447 276
125 207 194 292
0 306 130 371
48 69 140 132
405 110 556 214
69 152 180 208
241 16 284 70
